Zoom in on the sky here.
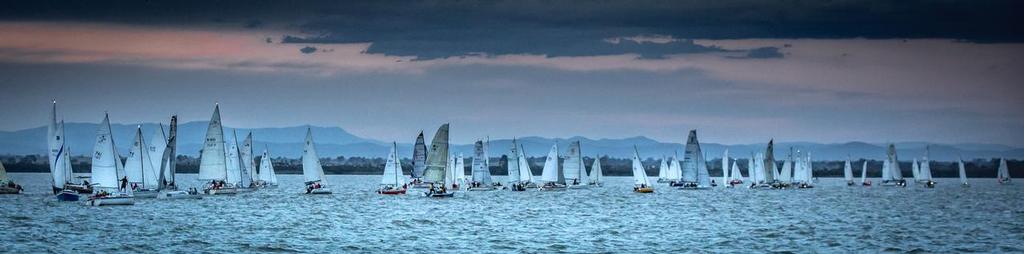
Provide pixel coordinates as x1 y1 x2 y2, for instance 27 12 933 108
1 0 1022 145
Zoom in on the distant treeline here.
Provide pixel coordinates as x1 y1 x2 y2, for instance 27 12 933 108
2 155 1020 178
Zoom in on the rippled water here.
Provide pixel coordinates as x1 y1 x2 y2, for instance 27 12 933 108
2 173 1023 253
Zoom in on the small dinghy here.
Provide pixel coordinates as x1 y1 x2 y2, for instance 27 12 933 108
0 160 23 194
997 158 1012 184
86 114 135 206
257 147 279 188
958 157 969 187
844 156 855 186
538 143 567 191
422 124 456 198
589 155 604 187
631 146 654 193
563 141 590 189
378 142 408 195
303 128 332 195
860 161 872 186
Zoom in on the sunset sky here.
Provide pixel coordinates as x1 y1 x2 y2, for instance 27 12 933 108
1 1 1022 145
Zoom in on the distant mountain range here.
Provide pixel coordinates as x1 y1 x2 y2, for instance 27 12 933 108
2 122 1022 161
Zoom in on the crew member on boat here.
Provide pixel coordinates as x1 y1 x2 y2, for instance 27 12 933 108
119 176 128 192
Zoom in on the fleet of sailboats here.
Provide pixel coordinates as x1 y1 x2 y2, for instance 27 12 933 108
28 101 1022 203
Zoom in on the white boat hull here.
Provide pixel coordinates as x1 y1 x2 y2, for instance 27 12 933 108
307 188 332 195
87 196 135 206
205 187 238 195
132 189 159 199
566 184 590 189
467 186 497 191
155 191 203 199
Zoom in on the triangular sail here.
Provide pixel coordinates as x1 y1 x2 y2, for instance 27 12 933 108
259 148 277 185
148 124 167 178
412 131 427 179
912 158 921 182
919 147 932 181
887 144 903 181
0 160 8 184
90 114 123 189
997 158 1011 182
518 144 533 183
591 156 603 184
225 139 242 185
843 156 854 182
668 153 682 181
696 151 711 187
540 143 560 183
455 153 466 184
860 161 868 184
631 147 651 186
780 151 793 183
422 124 449 185
198 105 227 181
563 141 586 185
681 130 701 183
241 132 256 185
302 128 326 184
124 127 158 189
763 140 778 183
381 142 404 186
658 156 669 180
507 139 522 183
472 140 493 185
958 158 968 185
158 116 178 189
729 161 742 181
721 149 729 185
47 101 70 190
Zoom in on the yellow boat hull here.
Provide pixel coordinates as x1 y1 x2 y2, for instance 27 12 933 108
634 188 654 193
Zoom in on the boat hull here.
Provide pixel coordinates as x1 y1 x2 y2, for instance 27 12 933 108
467 186 497 191
307 188 332 195
880 180 907 187
64 184 93 194
634 187 655 193
157 191 203 200
132 189 159 199
378 189 407 195
87 196 135 206
566 184 589 189
56 191 80 201
539 185 567 191
0 186 21 194
424 191 455 198
205 187 238 195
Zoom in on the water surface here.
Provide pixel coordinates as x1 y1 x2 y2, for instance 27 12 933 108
2 173 1022 253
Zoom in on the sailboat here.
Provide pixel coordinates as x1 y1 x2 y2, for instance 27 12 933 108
860 161 871 186
997 158 1012 184
258 146 279 187
918 147 935 188
519 144 537 188
564 141 590 189
590 155 604 186
728 160 743 186
239 132 258 188
843 156 855 186
410 131 430 188
674 130 702 188
423 124 455 197
454 153 467 189
778 149 794 187
506 138 525 191
721 149 730 187
229 131 255 193
378 142 407 194
47 102 85 200
86 114 134 206
751 139 782 189
539 143 567 191
156 116 201 199
794 152 813 188
880 144 907 187
124 127 160 198
469 139 498 191
632 146 654 193
958 157 968 187
302 128 331 194
657 155 671 183
667 152 682 184
0 159 21 194
199 104 238 195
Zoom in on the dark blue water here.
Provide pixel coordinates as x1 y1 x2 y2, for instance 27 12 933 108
2 173 1022 253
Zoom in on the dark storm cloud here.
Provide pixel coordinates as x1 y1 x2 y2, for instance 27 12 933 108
2 0 1022 58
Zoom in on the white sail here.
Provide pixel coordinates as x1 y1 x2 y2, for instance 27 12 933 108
997 158 1011 182
793 152 808 183
696 151 711 187
198 105 227 181
225 141 242 185
90 114 123 189
721 149 729 185
805 153 813 183
0 160 7 184
591 156 604 184
423 124 449 185
681 130 701 183
47 101 70 190
763 140 778 183
843 157 854 182
563 141 587 185
540 143 560 183
668 153 682 181
157 116 178 189
911 158 921 182
302 128 326 184
240 132 256 185
657 156 670 181
958 158 968 185
729 161 742 182
507 139 522 183
518 144 533 183
780 152 793 183
455 153 466 185
259 148 277 185
919 148 932 181
860 161 868 185
446 156 457 188
748 154 757 183
471 140 493 185
881 158 892 181
124 127 158 189
381 142 404 186
631 147 651 186
887 144 903 181
148 124 167 177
